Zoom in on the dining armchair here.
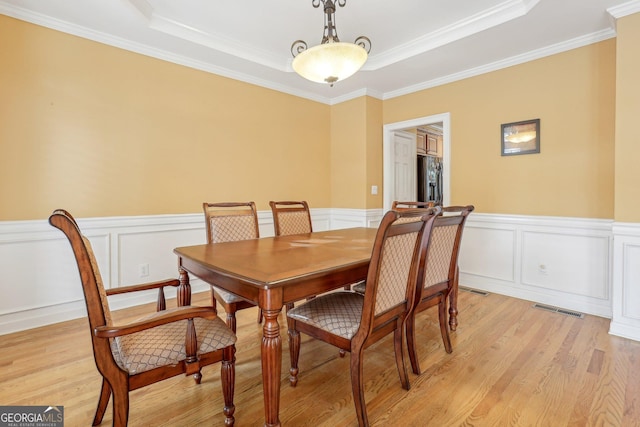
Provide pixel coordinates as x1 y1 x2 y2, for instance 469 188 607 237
286 207 441 426
406 205 474 375
269 200 312 236
49 209 237 427
203 201 262 332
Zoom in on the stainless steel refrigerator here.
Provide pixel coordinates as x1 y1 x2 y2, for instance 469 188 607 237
417 155 443 204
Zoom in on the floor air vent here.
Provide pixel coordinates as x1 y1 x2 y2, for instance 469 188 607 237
460 286 489 296
532 303 584 319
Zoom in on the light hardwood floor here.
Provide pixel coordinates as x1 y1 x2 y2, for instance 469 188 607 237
1 289 639 426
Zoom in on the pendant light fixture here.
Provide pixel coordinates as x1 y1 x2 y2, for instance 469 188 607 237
291 0 371 87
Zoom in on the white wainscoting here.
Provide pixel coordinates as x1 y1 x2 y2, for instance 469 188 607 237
459 213 614 320
2 210 638 341
0 208 375 335
610 222 640 341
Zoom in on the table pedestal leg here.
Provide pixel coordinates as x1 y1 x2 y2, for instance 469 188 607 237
261 307 282 427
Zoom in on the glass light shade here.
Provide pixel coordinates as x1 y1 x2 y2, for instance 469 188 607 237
292 42 368 85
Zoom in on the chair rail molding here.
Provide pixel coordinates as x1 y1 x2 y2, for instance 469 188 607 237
1 209 636 341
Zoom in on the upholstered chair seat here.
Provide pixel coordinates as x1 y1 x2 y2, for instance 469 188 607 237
287 292 363 340
213 287 250 305
351 281 366 294
111 307 236 375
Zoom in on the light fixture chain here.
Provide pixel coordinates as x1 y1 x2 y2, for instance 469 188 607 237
322 0 339 44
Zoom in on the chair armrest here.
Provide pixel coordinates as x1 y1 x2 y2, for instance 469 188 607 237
93 306 217 338
105 278 180 296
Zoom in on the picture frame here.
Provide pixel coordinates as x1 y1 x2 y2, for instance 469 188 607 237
501 118 540 156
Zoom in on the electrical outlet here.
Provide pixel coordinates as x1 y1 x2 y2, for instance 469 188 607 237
139 263 149 277
371 185 378 195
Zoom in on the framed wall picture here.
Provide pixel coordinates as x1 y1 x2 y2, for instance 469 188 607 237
501 118 540 156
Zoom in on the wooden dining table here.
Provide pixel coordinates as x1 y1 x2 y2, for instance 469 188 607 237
173 227 378 427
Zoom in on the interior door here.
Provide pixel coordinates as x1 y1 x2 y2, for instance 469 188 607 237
392 131 416 203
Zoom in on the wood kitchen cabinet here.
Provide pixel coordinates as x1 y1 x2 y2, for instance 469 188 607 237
416 130 427 155
416 126 443 157
426 132 438 155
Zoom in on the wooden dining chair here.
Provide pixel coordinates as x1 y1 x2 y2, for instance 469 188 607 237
49 209 236 427
270 199 352 339
406 205 474 375
364 202 472 326
286 207 441 426
203 201 262 332
269 200 312 236
392 200 436 209
390 202 474 330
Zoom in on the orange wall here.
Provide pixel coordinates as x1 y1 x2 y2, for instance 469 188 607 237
383 40 617 218
0 15 626 221
365 97 384 209
614 12 640 222
329 96 383 209
330 98 367 208
0 15 331 220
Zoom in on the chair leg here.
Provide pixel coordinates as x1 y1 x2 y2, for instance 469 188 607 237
221 346 236 426
350 346 369 427
225 311 237 334
110 374 130 427
406 311 421 375
92 378 111 426
257 308 263 324
288 323 301 387
439 297 453 353
393 325 410 390
210 287 218 314
449 267 460 331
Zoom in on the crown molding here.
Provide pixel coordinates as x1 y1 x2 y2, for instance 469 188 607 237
129 0 541 74
607 0 640 19
382 28 616 100
328 88 384 105
0 0 623 105
365 0 539 70
127 0 287 72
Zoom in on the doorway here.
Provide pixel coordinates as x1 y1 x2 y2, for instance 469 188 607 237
382 112 451 210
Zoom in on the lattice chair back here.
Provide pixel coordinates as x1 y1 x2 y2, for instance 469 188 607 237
203 202 260 243
269 201 312 236
422 205 474 291
359 208 441 329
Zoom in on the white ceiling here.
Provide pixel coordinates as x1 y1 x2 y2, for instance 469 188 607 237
1 0 638 104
